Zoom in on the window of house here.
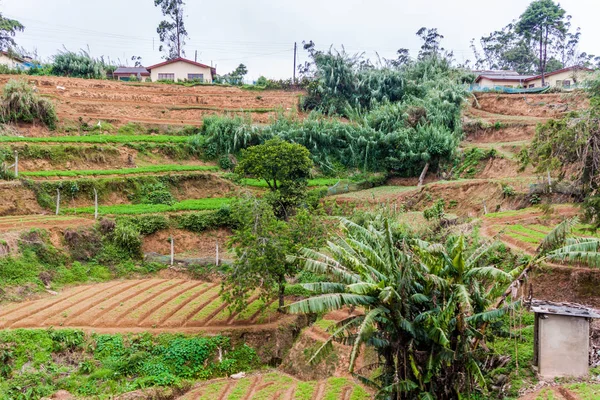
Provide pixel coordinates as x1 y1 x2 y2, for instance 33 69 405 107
528 84 535 88
563 80 571 88
158 73 175 81
556 80 563 87
187 73 204 81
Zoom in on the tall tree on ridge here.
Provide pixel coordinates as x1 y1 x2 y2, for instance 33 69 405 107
154 0 188 59
0 9 24 51
516 0 567 86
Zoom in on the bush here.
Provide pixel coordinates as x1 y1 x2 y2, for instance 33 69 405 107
140 182 176 206
0 79 58 129
51 49 108 79
111 223 142 258
175 207 232 233
117 215 168 236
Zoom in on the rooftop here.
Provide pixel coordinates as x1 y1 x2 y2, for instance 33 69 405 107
529 299 600 319
114 67 150 76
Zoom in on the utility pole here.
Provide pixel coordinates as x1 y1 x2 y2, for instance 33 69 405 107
293 42 297 85
195 50 197 62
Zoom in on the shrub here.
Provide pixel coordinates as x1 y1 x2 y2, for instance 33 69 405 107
51 49 108 79
0 79 58 129
175 207 232 233
111 223 142 258
64 227 103 261
118 215 169 236
140 182 175 206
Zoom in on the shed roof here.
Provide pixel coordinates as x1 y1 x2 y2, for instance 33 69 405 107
530 299 600 319
114 67 150 76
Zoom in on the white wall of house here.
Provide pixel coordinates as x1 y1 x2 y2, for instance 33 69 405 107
0 53 26 69
477 78 526 88
527 69 593 88
149 61 213 83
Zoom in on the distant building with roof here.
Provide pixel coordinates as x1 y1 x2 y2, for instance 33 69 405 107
113 66 151 81
474 65 595 89
0 51 37 70
146 58 217 83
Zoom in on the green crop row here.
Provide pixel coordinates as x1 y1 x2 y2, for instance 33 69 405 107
65 198 232 216
21 165 218 178
0 135 189 144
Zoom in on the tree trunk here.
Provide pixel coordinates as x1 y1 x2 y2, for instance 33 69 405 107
540 30 545 87
418 162 430 187
278 275 286 311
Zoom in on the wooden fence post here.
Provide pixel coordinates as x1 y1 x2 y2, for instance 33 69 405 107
55 189 60 215
13 150 17 177
93 188 98 220
216 240 219 267
170 237 174 266
547 169 552 193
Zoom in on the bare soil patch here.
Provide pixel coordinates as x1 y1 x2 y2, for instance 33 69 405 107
142 228 231 259
474 92 588 118
0 75 301 127
464 125 536 144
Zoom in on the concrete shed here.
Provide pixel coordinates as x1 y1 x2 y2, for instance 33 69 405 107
531 300 600 379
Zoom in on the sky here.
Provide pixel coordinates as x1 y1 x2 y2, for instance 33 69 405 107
2 0 599 81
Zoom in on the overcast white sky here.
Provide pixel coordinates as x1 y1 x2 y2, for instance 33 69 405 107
2 0 599 80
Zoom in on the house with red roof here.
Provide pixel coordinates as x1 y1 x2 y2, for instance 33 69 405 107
146 58 217 83
474 66 595 89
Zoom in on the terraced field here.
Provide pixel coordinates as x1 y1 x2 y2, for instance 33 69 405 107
0 74 301 126
178 372 371 400
0 279 284 332
481 205 582 253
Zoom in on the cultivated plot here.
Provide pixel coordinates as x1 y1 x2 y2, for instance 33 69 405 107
0 279 282 332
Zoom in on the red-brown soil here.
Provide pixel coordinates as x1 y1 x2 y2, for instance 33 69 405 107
0 75 302 127
142 228 231 259
0 181 43 216
464 125 536 144
474 92 588 118
0 279 290 332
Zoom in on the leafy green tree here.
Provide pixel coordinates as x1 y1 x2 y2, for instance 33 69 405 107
154 0 188 59
236 138 313 219
219 63 248 85
471 25 538 74
516 0 567 86
288 214 600 398
222 197 324 311
287 215 513 399
0 12 23 51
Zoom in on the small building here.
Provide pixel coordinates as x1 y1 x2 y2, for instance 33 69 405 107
530 300 600 379
525 66 594 89
474 71 535 88
0 51 35 70
146 58 216 83
113 66 150 81
474 66 595 89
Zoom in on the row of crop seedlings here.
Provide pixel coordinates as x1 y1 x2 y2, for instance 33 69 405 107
182 372 371 400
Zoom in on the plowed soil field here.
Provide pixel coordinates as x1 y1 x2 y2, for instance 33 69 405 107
0 75 301 127
177 372 371 400
0 279 284 332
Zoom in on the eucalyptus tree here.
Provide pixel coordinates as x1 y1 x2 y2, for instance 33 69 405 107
0 12 23 51
154 0 188 59
515 0 567 86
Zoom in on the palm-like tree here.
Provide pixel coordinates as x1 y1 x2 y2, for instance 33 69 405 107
287 215 513 399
